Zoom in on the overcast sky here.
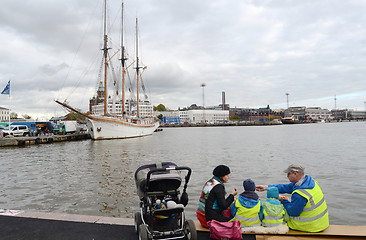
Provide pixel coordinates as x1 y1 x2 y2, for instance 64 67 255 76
1 0 366 120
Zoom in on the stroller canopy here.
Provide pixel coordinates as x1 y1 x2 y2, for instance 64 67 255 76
135 162 182 199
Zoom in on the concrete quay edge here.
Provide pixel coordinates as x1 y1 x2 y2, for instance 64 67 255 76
14 211 134 226
0 133 91 147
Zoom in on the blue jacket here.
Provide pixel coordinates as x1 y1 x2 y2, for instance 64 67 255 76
269 175 315 217
231 194 263 220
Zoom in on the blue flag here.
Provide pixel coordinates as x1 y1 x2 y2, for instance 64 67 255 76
1 80 10 95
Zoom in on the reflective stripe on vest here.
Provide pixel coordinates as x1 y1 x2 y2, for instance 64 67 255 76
262 206 285 227
288 180 329 232
235 214 260 222
262 222 285 227
290 208 328 222
296 189 325 212
232 199 261 227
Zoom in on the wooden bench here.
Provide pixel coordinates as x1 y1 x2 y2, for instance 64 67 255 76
194 220 366 239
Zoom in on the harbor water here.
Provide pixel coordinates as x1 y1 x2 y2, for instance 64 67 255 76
1 121 365 225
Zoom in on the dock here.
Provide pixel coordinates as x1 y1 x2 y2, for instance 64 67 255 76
0 133 91 147
0 211 209 240
1 211 366 240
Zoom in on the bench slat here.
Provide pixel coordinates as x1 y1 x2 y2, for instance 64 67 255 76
194 220 366 238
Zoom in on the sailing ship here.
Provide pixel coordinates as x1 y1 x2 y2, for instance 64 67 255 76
56 1 159 140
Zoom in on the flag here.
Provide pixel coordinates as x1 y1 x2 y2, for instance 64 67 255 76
1 80 10 95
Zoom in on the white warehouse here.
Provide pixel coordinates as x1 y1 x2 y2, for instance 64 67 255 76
180 110 229 124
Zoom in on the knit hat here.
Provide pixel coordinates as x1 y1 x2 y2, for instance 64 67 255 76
267 187 279 199
243 179 255 192
213 165 231 178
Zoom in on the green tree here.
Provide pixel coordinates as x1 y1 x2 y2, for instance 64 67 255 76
154 104 167 111
10 112 18 119
67 110 86 121
157 114 163 120
22 114 32 119
229 115 241 120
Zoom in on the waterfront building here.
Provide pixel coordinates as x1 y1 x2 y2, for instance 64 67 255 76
179 111 189 123
0 107 10 122
155 111 180 124
331 109 348 120
284 106 307 120
89 80 153 117
91 99 153 117
230 107 283 121
89 80 105 113
155 110 229 124
305 107 331 120
347 110 366 120
154 110 229 124
186 109 229 124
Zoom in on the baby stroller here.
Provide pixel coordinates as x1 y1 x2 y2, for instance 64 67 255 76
134 162 197 240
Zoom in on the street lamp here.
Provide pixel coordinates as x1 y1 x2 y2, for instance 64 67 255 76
334 95 337 110
201 83 206 123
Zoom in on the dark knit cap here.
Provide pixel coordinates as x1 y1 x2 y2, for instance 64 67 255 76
213 165 231 178
243 179 255 192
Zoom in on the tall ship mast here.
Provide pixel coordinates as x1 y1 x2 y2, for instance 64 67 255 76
136 17 140 118
103 0 108 116
121 2 126 115
56 0 159 140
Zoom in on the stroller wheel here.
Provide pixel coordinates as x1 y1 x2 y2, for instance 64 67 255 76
138 224 149 240
134 211 142 233
185 219 197 240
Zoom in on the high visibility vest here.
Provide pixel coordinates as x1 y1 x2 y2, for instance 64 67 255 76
262 206 285 227
287 180 329 232
231 199 261 227
197 178 221 212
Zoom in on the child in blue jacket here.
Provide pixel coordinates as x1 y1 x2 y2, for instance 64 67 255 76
230 179 263 227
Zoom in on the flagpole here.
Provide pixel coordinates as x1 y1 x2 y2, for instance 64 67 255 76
8 88 11 130
1 80 11 130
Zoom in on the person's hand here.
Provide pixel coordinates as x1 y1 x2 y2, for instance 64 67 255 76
279 195 288 201
231 188 238 196
255 185 268 191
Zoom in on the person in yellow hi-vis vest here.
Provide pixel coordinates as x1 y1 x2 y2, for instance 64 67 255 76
256 163 329 232
262 186 288 227
230 179 263 227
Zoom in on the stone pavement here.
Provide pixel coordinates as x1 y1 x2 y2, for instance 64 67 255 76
0 211 211 240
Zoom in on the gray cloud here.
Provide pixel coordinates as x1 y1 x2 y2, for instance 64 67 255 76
1 0 366 120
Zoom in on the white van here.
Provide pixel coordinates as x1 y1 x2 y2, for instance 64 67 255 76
2 125 29 137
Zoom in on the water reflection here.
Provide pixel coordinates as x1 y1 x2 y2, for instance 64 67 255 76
1 122 366 225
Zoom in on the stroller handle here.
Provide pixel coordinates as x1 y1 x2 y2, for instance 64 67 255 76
145 166 192 192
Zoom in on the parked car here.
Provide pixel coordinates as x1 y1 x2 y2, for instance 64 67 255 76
2 125 29 137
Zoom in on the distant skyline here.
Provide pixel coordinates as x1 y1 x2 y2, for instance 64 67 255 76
1 0 366 120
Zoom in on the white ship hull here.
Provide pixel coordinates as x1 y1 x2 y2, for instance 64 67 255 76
87 116 159 140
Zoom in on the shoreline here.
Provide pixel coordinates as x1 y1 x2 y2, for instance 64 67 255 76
1 120 364 147
160 119 365 128
0 133 90 147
